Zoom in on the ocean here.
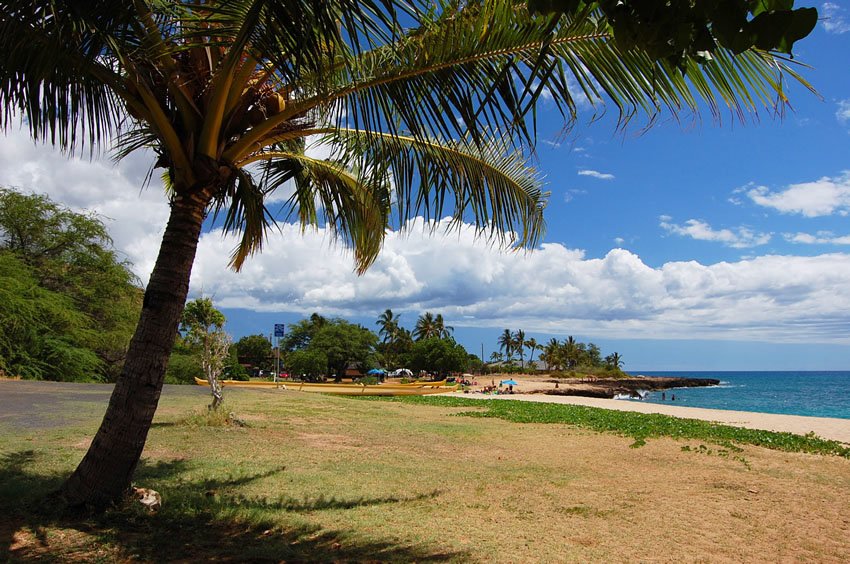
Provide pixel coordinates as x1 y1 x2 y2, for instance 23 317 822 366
627 371 850 420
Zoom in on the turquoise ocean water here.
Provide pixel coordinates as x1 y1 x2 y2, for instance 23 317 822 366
628 371 850 419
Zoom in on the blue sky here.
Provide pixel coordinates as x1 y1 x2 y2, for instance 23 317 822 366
3 3 850 371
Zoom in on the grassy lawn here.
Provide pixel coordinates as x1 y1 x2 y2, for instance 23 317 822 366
2 382 849 562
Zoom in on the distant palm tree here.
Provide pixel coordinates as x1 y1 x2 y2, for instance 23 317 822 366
413 312 437 341
526 337 539 369
543 338 561 371
376 308 402 369
498 329 514 363
309 313 327 330
587 342 602 367
562 336 578 369
606 352 624 370
513 329 526 369
434 313 454 339
376 309 400 343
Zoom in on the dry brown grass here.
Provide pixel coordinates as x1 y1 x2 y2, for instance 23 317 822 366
1 382 848 562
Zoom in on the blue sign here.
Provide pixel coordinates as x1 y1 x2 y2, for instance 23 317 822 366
274 324 285 337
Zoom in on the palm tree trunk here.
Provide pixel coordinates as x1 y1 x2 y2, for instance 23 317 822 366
59 190 211 509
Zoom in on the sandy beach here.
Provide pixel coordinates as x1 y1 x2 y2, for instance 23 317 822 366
448 389 850 444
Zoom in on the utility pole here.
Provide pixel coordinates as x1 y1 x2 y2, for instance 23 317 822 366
481 343 485 375
274 324 285 382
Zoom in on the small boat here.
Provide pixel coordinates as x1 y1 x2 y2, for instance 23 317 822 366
193 377 458 396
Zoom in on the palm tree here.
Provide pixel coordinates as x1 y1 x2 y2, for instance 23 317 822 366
413 312 437 341
498 329 514 363
562 336 578 369
376 309 400 344
606 352 624 370
434 314 454 339
543 338 561 371
376 308 401 368
526 337 539 369
2 0 811 509
587 342 602 367
513 329 526 369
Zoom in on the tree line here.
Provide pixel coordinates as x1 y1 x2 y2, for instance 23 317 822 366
241 309 473 381
494 329 624 375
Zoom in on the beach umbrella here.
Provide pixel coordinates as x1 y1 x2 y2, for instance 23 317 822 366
500 379 518 386
367 368 386 375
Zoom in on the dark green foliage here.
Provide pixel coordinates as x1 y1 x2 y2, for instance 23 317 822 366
309 320 378 379
283 314 377 379
0 190 141 381
532 334 622 374
235 334 273 370
528 0 817 67
286 349 328 381
362 396 850 458
281 313 328 352
404 337 469 376
224 345 249 380
165 352 202 385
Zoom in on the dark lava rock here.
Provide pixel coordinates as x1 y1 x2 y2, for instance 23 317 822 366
542 376 720 399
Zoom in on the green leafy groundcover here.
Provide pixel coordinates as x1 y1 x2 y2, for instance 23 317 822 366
357 396 850 458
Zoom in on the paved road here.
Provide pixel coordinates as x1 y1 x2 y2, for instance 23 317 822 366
0 380 206 430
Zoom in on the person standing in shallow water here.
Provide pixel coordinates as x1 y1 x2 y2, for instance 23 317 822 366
662 392 666 401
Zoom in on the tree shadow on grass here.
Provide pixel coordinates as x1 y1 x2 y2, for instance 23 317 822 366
0 451 464 563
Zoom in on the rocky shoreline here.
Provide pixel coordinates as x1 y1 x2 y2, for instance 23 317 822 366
537 376 721 399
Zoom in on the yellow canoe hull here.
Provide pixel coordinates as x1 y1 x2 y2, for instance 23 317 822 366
391 380 449 387
193 377 458 396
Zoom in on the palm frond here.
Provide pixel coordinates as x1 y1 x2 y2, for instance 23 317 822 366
231 0 812 164
327 129 547 249
210 168 276 271
255 151 391 273
0 1 136 152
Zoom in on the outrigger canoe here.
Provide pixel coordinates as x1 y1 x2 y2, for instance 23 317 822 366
392 379 449 387
193 377 458 396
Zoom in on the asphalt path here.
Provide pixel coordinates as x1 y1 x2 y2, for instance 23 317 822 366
0 380 207 430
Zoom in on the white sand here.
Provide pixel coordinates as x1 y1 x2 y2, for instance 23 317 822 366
447 391 850 444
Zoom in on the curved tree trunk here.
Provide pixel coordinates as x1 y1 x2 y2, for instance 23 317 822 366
60 189 211 509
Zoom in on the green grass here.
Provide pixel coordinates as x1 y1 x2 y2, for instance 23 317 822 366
2 383 849 562
355 395 850 458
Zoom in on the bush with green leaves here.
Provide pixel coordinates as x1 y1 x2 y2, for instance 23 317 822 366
0 189 141 382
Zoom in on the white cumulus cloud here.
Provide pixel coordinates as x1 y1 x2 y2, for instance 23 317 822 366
822 2 850 34
837 99 850 124
578 169 615 180
747 173 850 217
187 222 850 344
784 231 850 245
6 133 850 345
659 217 771 248
0 127 169 281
